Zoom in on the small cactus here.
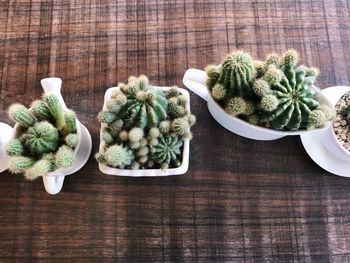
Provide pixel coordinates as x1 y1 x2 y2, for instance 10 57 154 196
6 139 24 156
8 104 36 127
65 134 79 148
152 135 183 167
21 121 59 155
30 100 52 120
308 109 327 129
55 145 75 169
9 157 34 174
225 97 248 117
205 65 220 90
211 84 227 101
101 145 134 168
96 76 195 170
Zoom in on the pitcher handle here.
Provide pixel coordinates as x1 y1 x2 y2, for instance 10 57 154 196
42 171 65 195
182 68 209 101
41 77 67 109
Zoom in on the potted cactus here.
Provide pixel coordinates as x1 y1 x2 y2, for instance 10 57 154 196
183 49 334 140
96 75 196 176
1 78 92 194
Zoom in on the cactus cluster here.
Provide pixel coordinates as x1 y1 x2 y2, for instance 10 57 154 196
206 49 334 130
96 75 196 170
6 94 79 180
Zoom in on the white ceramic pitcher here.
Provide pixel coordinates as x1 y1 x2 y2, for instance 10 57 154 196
0 77 92 195
183 68 333 141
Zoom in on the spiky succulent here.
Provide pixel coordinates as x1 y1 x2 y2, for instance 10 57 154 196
218 51 255 97
6 93 79 180
96 75 195 170
203 49 333 131
21 121 59 155
152 135 183 168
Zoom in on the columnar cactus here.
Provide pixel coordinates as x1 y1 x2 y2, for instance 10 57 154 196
96 75 196 170
6 93 79 180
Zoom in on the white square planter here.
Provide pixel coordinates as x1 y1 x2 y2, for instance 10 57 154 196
98 86 190 176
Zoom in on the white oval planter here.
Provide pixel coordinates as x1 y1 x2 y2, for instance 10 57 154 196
0 77 92 194
301 86 350 177
98 86 190 176
183 68 333 141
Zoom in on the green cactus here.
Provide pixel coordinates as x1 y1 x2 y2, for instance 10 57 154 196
98 111 117 124
6 139 24 156
101 145 134 168
152 135 183 167
128 127 144 142
55 145 75 169
308 109 327 129
171 117 190 136
8 104 36 127
65 134 79 148
21 121 59 155
24 159 52 180
341 105 350 124
43 94 66 130
119 78 168 129
30 100 52 120
205 65 221 90
218 51 255 97
64 110 77 133
261 65 319 130
9 157 34 174
225 97 250 117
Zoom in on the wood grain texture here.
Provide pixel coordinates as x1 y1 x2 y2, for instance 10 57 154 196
1 0 350 262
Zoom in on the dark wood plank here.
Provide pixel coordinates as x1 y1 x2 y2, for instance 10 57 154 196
1 0 350 262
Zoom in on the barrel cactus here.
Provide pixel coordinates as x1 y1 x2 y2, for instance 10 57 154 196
151 135 183 169
6 93 79 180
96 75 196 170
258 50 332 130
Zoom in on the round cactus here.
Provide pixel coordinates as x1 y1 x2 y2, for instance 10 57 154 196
152 135 183 166
30 100 52 120
55 145 75 169
21 121 59 155
128 127 144 142
205 65 220 90
102 145 134 168
282 49 298 67
9 157 34 174
261 66 320 130
253 79 270 96
260 94 279 112
98 111 117 124
6 139 24 156
8 104 36 127
225 97 248 117
171 117 190 136
308 109 327 129
218 51 255 97
43 93 66 130
65 133 79 148
211 84 227 101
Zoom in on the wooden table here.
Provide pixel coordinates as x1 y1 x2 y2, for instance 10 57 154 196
1 0 350 262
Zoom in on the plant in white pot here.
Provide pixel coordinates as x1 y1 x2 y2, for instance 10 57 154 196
96 75 196 176
1 78 92 194
183 49 334 140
